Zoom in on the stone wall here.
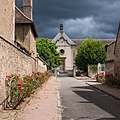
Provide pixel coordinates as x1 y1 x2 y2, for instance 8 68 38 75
36 57 47 73
106 42 115 61
114 26 120 78
105 61 114 75
105 42 115 75
0 37 47 103
114 58 120 78
0 37 35 103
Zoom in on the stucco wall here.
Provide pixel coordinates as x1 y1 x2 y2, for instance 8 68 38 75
0 0 15 43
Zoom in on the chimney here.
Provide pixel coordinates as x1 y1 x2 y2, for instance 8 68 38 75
23 0 32 19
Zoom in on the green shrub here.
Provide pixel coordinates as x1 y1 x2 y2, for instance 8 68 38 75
97 72 105 83
89 64 97 73
105 73 120 88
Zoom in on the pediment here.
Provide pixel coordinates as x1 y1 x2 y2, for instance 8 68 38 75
52 32 76 46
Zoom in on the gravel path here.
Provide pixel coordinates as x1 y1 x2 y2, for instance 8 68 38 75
16 76 58 120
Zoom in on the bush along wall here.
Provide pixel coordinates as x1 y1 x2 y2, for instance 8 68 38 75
105 73 120 88
3 71 52 109
96 72 105 83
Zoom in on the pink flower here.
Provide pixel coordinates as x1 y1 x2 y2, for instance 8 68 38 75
29 77 34 81
19 87 24 90
6 75 11 79
42 74 46 77
18 82 23 87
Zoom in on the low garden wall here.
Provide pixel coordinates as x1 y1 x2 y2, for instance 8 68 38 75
0 36 47 105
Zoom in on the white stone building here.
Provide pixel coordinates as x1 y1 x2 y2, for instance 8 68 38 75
52 24 76 76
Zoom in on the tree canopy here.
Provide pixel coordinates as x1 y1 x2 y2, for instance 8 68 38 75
75 38 106 70
36 38 61 69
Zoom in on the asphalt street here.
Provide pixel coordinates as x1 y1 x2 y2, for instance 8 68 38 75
58 77 120 120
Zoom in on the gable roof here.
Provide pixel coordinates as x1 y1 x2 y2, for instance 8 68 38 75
52 32 76 46
15 6 38 38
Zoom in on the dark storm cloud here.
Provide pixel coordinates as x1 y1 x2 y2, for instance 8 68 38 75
16 0 120 39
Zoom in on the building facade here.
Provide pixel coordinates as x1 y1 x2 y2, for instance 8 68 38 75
105 23 120 79
105 41 115 75
114 24 120 78
52 24 76 76
0 0 15 105
0 0 47 105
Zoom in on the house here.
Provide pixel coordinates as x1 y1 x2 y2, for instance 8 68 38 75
52 24 76 76
15 1 38 58
105 23 120 78
114 23 120 78
0 0 47 105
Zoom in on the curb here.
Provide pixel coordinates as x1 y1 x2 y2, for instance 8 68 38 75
86 82 120 101
56 77 62 120
57 92 62 120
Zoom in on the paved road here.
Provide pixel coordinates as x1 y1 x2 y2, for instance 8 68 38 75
58 77 120 120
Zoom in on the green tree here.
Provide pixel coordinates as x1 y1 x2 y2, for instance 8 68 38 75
36 38 61 69
75 38 106 70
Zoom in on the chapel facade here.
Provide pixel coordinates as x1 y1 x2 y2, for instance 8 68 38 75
52 24 76 76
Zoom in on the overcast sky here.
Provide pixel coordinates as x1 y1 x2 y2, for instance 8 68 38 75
16 0 120 39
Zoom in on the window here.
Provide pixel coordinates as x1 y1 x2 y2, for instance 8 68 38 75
60 49 65 55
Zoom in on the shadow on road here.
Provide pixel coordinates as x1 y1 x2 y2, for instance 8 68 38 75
72 86 120 120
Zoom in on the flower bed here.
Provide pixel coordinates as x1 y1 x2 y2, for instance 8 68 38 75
4 71 52 109
96 72 105 83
